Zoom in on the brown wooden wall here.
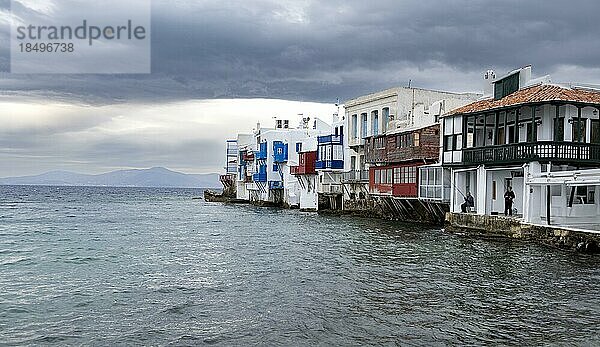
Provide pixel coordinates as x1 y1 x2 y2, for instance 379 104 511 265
365 124 440 165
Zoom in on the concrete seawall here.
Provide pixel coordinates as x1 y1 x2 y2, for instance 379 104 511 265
445 213 600 254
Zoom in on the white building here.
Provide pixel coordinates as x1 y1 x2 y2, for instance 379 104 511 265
343 87 479 207
440 65 600 228
236 117 330 206
290 134 320 210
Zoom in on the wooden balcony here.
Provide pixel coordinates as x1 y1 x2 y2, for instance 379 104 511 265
342 170 369 182
290 165 315 175
462 141 600 165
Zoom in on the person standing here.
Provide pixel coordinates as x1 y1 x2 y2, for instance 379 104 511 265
461 191 474 213
504 186 515 216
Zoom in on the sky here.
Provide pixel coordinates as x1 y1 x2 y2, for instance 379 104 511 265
2 0 600 176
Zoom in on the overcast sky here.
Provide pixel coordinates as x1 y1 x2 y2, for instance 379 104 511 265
2 0 600 176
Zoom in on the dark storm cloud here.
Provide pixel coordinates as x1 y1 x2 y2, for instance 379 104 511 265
2 0 600 102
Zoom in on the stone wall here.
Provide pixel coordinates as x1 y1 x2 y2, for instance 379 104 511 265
446 213 600 253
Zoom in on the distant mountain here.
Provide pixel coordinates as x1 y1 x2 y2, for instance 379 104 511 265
0 167 221 188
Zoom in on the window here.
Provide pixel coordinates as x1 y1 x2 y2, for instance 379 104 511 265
492 181 497 200
352 114 358 138
382 108 389 133
572 118 587 143
396 133 416 148
591 119 600 144
444 135 456 151
496 112 506 145
273 164 278 172
394 167 401 183
418 167 448 202
296 142 302 153
466 115 475 148
573 186 595 204
554 117 565 142
283 120 289 128
551 185 562 197
444 134 462 152
526 123 536 142
375 137 385 149
361 113 368 138
372 111 379 135
414 133 420 147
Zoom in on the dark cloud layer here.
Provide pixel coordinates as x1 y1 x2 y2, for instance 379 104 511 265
2 0 600 103
2 1 600 177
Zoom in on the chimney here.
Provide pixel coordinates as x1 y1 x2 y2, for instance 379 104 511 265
483 69 496 96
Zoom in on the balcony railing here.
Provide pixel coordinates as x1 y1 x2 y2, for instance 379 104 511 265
462 141 600 165
290 165 316 175
320 183 343 194
342 170 369 182
226 164 237 174
315 160 344 170
317 134 343 144
348 137 365 147
252 172 267 182
269 181 284 190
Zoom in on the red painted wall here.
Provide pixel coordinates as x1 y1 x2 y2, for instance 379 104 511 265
369 163 423 197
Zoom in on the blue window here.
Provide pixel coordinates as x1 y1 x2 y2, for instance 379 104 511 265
273 164 278 172
372 110 379 135
361 113 368 138
296 142 302 153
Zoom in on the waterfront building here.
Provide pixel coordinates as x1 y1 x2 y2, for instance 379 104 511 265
234 117 330 206
315 113 348 210
290 135 319 210
440 65 600 228
218 139 239 196
343 87 479 211
235 134 255 201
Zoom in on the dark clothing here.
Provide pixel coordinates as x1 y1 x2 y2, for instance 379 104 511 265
504 190 515 216
461 194 474 213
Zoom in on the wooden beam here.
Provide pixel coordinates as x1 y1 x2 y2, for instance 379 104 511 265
555 103 560 141
515 108 520 143
577 106 583 142
531 105 536 142
494 111 500 145
503 110 508 144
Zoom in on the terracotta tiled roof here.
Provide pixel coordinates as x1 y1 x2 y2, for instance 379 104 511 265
445 84 600 116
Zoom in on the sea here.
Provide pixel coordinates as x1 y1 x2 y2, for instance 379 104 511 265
1 185 599 346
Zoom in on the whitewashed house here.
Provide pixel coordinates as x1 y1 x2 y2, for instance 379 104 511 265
440 65 600 228
235 117 330 206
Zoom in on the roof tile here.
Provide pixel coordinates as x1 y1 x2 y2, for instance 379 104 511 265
446 84 600 116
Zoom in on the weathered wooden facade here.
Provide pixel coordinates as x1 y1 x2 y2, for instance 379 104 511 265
365 124 440 197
